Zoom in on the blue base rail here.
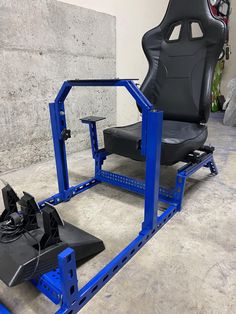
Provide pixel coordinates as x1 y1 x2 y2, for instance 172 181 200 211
0 304 11 314
28 79 218 313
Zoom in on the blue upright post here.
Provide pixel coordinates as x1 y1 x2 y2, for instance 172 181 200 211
88 122 102 176
88 122 99 158
174 173 186 211
208 156 218 175
142 110 163 232
56 248 79 314
49 101 70 197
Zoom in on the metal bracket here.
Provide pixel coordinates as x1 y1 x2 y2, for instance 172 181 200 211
80 116 105 159
80 116 105 124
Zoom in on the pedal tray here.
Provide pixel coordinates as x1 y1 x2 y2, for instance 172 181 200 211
0 214 105 287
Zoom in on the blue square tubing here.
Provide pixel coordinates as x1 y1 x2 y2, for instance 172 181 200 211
32 79 217 313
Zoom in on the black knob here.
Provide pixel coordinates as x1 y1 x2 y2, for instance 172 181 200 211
61 128 71 141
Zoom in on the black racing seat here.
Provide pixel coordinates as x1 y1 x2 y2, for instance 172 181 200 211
104 121 208 165
103 0 226 166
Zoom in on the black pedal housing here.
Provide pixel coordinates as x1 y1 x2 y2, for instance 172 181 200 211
0 187 105 287
0 213 105 287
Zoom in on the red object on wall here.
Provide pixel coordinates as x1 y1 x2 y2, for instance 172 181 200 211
210 3 229 25
211 5 218 16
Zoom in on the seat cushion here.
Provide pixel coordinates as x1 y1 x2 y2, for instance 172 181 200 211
103 120 208 165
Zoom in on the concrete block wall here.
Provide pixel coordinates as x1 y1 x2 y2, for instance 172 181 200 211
0 0 116 173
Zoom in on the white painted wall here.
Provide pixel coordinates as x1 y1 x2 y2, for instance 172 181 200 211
222 5 236 95
59 0 236 123
59 0 169 124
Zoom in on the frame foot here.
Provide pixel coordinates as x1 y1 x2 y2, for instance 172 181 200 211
207 157 218 175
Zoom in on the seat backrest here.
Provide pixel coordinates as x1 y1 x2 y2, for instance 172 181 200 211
141 0 226 123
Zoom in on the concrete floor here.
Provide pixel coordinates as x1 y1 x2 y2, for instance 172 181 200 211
0 113 236 314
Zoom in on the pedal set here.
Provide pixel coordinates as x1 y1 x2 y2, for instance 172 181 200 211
0 184 105 287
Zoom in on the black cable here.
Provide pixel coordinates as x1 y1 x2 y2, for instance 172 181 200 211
0 221 24 243
23 228 41 280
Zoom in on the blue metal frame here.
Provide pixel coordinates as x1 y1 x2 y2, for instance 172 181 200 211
0 304 11 314
29 79 217 313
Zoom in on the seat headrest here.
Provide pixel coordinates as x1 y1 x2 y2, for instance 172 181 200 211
140 0 226 123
